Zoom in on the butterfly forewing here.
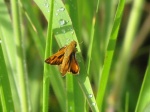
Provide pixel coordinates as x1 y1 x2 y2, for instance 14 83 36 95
45 47 66 65
60 60 70 76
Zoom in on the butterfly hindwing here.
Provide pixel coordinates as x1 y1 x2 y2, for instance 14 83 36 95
69 53 79 74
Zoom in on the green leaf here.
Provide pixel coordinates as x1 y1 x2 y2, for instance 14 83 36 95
0 44 15 112
42 0 54 111
0 0 20 111
96 0 125 110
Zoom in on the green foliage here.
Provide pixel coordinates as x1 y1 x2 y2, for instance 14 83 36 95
0 44 15 112
0 0 149 111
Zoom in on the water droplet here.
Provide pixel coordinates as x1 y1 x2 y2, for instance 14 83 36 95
59 19 66 26
70 28 73 31
59 7 65 11
57 7 65 12
43 80 46 84
0 40 2 43
66 38 71 43
71 31 74 34
45 3 49 8
88 94 93 98
92 102 96 106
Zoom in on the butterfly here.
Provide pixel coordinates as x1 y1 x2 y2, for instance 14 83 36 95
45 40 80 76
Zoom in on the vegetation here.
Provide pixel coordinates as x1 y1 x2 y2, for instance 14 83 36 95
0 0 150 112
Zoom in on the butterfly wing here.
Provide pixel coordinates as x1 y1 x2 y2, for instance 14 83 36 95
45 41 79 77
45 47 66 65
60 49 77 76
69 53 79 74
60 60 70 76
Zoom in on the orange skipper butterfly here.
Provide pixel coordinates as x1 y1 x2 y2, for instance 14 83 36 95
45 40 80 76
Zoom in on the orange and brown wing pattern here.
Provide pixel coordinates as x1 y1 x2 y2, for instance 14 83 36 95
45 47 66 65
69 53 79 74
45 41 80 76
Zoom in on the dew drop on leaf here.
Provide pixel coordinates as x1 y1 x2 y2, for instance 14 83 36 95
92 102 96 106
57 7 65 12
59 19 66 26
88 94 93 98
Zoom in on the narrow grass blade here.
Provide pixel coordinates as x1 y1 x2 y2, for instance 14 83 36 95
0 0 21 111
49 69 66 112
125 92 129 112
96 0 125 110
73 77 86 112
11 0 30 111
65 0 86 111
87 0 99 74
43 0 54 111
66 75 75 112
20 0 45 58
106 0 144 111
0 44 15 112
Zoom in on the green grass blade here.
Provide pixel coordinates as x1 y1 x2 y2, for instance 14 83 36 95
11 0 30 111
43 0 54 111
135 54 150 112
96 0 125 110
20 0 45 58
27 24 44 60
0 0 21 111
49 69 66 112
125 92 129 112
76 71 99 112
107 0 144 110
34 0 79 43
87 0 99 74
66 75 75 112
65 0 86 111
65 1 79 111
73 77 86 112
87 17 96 74
0 44 15 112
